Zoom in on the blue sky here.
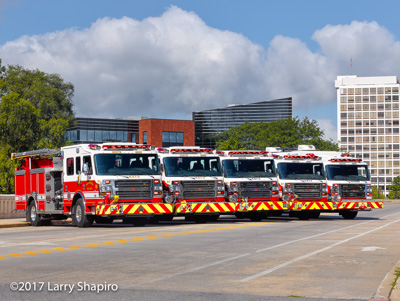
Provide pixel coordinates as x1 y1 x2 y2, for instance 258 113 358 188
1 0 400 141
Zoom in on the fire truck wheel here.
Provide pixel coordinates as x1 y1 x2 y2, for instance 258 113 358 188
28 202 42 226
341 211 358 219
72 199 93 227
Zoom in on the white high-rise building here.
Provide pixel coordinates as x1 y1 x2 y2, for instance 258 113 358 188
335 75 400 195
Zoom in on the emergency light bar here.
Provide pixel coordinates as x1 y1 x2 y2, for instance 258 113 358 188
283 155 320 160
158 148 214 154
89 144 153 150
216 150 270 156
330 158 362 162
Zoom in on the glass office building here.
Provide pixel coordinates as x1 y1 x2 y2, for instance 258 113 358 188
66 117 140 144
193 98 292 148
335 75 400 195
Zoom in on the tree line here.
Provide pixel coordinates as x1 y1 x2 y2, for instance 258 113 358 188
0 60 75 193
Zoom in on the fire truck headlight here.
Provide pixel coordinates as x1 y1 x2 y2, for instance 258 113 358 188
283 183 293 193
229 182 238 192
100 185 112 193
332 184 339 193
283 194 290 202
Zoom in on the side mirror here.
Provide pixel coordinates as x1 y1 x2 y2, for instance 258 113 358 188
160 163 164 173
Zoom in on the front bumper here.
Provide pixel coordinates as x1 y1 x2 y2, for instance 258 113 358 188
175 202 236 214
95 203 173 216
236 201 288 212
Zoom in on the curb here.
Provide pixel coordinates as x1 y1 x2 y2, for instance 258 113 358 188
0 222 29 228
372 260 400 301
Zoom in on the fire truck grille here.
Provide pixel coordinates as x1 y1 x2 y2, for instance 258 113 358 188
340 184 365 198
293 183 321 199
181 181 216 199
239 181 272 198
115 180 152 200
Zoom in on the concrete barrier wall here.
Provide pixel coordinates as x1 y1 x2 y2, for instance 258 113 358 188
0 194 25 218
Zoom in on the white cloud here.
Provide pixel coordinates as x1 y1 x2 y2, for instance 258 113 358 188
312 21 400 76
317 119 337 142
1 8 400 141
0 6 268 119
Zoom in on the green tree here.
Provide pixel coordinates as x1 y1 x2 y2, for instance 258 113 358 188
387 176 400 200
215 117 339 151
372 186 385 200
0 60 75 193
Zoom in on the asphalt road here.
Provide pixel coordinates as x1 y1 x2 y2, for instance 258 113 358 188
1 204 400 301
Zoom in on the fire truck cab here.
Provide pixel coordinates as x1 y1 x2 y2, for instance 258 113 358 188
267 145 330 220
157 147 234 222
216 150 284 221
12 143 172 227
311 150 382 219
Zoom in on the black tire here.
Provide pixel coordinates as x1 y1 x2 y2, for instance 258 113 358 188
27 202 42 226
94 216 114 224
341 211 358 219
72 198 93 228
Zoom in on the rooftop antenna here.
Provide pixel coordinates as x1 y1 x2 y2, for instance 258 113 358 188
350 58 352 75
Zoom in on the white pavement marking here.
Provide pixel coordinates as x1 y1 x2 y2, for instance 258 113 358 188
240 217 400 282
361 246 385 252
256 211 400 254
134 253 250 286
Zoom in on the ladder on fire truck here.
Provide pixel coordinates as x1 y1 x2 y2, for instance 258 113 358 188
11 148 61 160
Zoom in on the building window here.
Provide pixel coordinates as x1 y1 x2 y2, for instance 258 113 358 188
162 131 184 147
143 132 147 144
131 133 136 143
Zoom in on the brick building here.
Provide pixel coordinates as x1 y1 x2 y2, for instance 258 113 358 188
139 118 195 147
66 117 194 148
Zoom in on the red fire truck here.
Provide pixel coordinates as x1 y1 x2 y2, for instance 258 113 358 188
12 143 172 227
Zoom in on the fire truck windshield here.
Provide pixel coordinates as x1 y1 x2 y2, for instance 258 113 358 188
222 159 276 178
325 164 370 181
277 162 325 180
163 156 222 177
94 154 160 175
